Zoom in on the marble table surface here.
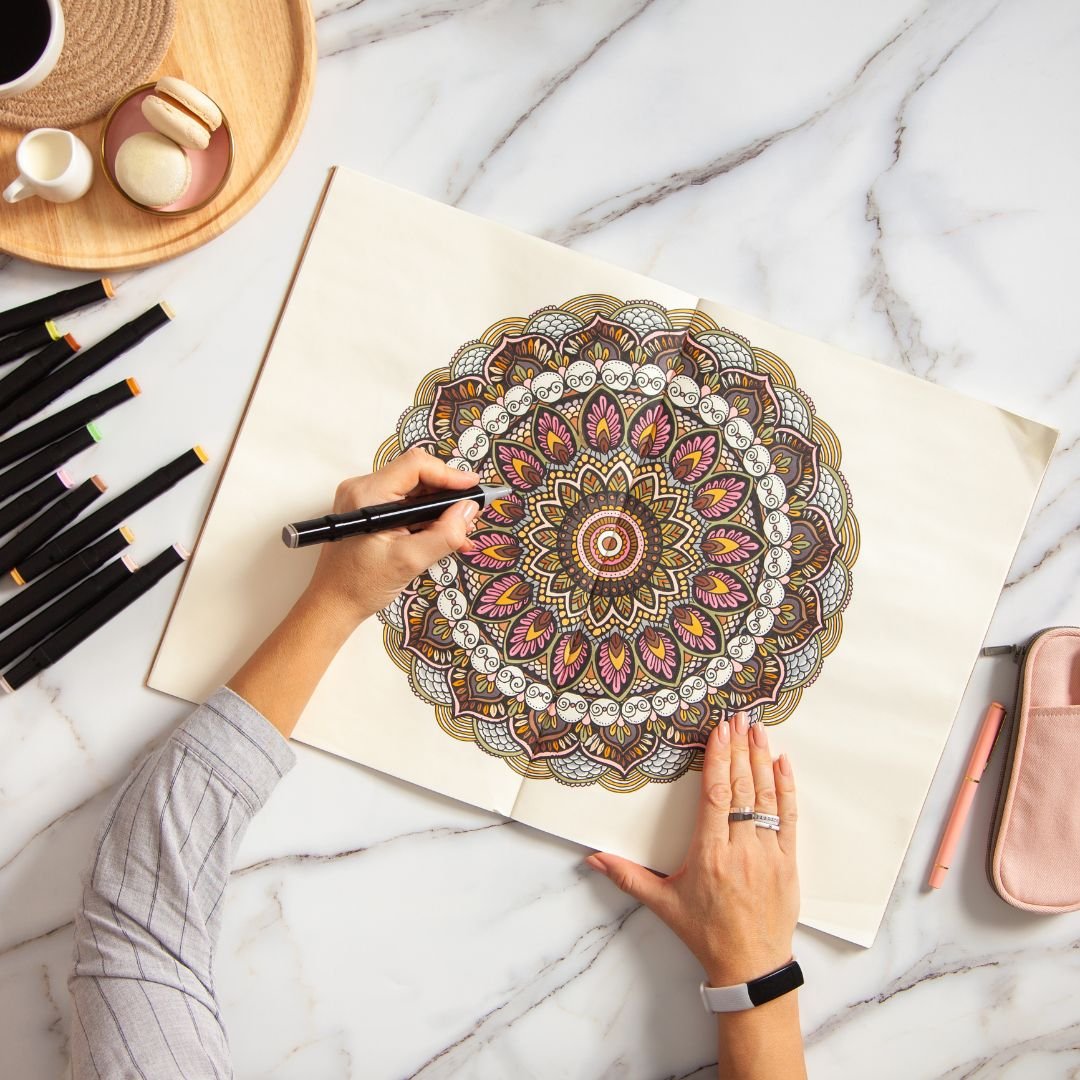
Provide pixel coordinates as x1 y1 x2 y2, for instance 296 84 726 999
2 1 1079 1076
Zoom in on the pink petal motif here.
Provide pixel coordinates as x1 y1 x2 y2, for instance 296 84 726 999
533 407 577 465
583 390 623 453
550 630 590 688
669 431 718 483
494 441 546 491
671 605 720 654
598 633 635 697
701 526 762 565
629 401 674 459
474 574 532 621
460 532 522 571
506 608 556 660
693 570 751 611
692 474 749 519
483 492 525 525
636 626 681 681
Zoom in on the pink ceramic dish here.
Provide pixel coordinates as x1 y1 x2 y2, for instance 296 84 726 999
100 84 233 216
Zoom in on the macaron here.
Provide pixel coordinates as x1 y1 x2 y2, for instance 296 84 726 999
114 132 191 208
141 77 223 152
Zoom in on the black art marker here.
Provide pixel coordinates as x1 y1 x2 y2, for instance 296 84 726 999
282 484 513 548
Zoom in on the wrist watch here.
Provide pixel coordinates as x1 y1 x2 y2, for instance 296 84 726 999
699 959 804 1013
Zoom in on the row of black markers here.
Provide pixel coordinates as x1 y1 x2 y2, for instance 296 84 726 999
0 278 205 693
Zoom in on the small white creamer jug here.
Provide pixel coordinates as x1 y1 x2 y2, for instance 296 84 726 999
4 128 94 205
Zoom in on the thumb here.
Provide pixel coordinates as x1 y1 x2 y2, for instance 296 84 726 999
586 853 666 912
396 499 477 577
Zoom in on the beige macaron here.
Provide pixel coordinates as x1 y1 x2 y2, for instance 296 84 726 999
115 132 192 208
141 77 223 152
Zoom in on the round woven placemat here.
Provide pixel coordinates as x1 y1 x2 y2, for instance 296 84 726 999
0 0 176 131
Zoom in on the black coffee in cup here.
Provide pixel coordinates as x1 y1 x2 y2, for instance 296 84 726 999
0 0 53 86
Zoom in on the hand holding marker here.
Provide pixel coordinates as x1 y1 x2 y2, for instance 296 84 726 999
282 484 512 546
0 281 202 691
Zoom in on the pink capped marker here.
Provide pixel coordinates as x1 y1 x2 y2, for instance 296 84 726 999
929 702 1007 889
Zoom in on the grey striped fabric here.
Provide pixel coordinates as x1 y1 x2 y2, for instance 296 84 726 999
69 687 296 1079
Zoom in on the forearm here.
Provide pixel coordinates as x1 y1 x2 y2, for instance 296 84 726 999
716 994 806 1080
69 689 295 1079
226 586 360 739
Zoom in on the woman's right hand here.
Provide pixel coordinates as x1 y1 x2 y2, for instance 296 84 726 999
303 447 482 630
586 712 799 988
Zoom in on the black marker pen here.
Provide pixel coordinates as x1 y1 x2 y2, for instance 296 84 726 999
282 484 512 548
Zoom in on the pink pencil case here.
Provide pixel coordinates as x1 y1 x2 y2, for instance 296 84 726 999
986 626 1080 913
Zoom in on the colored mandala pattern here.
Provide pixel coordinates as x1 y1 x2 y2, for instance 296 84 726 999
377 296 860 791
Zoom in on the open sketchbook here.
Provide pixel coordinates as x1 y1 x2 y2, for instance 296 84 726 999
149 168 1056 947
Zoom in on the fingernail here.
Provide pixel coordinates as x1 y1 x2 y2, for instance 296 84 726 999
585 854 608 876
464 470 481 482
778 753 793 778
751 721 767 748
461 501 478 522
735 711 748 735
719 719 730 743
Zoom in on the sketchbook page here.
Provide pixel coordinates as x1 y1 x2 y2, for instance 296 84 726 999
604 296 1056 947
148 167 697 818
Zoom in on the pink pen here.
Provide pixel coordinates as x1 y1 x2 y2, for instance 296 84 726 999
929 702 1007 889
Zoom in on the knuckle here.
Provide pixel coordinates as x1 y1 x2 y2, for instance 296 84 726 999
782 807 798 826
755 785 778 810
335 478 366 508
704 781 731 811
731 775 755 805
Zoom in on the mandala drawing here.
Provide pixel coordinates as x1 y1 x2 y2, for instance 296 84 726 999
376 296 860 791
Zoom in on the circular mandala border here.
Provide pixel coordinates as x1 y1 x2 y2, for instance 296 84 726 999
376 297 860 791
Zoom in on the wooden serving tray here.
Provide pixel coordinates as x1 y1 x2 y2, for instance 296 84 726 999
0 0 316 271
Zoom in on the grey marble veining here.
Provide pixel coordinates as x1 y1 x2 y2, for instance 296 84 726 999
1 0 1079 1076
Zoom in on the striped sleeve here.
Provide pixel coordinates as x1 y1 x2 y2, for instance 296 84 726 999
68 687 296 1079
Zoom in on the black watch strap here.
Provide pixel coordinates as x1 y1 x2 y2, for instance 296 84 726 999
700 959 804 1013
747 959 804 1006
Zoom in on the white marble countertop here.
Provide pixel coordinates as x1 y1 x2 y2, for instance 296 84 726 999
2 1 1079 1076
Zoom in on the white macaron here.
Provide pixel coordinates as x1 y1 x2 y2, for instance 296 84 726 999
114 131 192 208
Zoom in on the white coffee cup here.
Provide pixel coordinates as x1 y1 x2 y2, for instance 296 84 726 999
0 0 66 98
4 128 93 204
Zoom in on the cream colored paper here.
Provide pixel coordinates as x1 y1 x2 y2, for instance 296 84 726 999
149 168 1057 946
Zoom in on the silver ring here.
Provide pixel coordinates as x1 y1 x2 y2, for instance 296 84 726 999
753 812 780 826
728 810 754 822
729 806 754 816
754 819 780 832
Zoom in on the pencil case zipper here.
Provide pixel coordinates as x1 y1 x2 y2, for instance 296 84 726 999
978 626 1072 888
